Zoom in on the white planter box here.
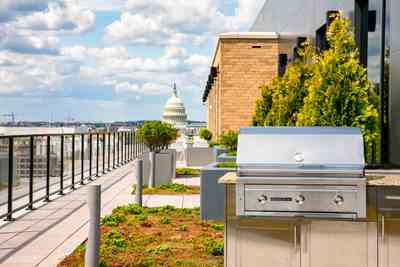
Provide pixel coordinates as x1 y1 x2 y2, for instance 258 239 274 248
185 147 214 167
142 149 176 187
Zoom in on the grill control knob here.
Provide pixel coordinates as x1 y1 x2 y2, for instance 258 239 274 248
295 195 305 205
258 195 268 205
334 195 344 205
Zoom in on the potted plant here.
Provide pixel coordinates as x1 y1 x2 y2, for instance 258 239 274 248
137 121 177 188
218 130 238 159
199 128 213 144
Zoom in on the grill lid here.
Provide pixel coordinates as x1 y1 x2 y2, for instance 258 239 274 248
237 127 365 177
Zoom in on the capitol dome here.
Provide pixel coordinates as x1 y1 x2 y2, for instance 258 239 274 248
162 83 187 129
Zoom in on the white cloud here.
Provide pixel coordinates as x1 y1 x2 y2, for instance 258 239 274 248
105 0 266 46
105 0 239 46
163 46 187 60
0 0 51 22
235 0 266 26
0 28 60 54
79 0 125 11
15 0 95 34
115 82 169 95
185 55 211 66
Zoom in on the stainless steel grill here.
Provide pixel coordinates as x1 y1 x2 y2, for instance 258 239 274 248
235 127 367 219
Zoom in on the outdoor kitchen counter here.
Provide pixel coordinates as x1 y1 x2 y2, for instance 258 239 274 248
218 172 400 186
220 172 400 267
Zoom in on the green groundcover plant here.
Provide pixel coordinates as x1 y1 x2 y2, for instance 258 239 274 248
253 13 379 150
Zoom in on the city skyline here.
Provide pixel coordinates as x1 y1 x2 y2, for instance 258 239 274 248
0 0 265 122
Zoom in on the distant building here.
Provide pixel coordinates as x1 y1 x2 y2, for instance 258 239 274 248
162 83 188 129
202 32 287 139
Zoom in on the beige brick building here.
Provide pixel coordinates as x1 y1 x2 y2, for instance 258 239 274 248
202 32 299 139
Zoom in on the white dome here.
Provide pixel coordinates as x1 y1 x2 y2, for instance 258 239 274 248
162 84 187 128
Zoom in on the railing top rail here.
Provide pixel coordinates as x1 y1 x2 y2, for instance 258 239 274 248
0 129 136 139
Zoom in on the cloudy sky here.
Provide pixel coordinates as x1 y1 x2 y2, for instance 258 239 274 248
0 0 265 122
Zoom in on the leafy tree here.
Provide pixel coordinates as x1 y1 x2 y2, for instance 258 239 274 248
219 130 238 153
253 13 379 148
137 121 177 152
296 14 379 147
199 128 213 142
253 40 315 126
137 121 177 188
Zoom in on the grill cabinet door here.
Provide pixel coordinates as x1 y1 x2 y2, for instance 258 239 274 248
226 218 300 267
379 217 400 267
301 221 377 267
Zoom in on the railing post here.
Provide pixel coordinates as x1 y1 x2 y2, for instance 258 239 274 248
81 134 85 185
107 132 111 172
121 132 124 164
124 132 126 163
121 132 124 165
72 135 75 190
89 134 93 180
131 132 133 160
127 132 130 161
131 132 134 160
85 185 101 267
96 133 99 177
28 136 34 210
123 132 125 164
117 132 120 167
135 159 143 207
113 132 116 169
59 135 64 195
133 131 136 159
103 133 106 174
129 132 131 161
6 137 14 221
127 132 129 162
45 136 51 202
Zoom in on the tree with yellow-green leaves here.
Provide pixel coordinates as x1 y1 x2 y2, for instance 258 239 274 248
253 13 379 149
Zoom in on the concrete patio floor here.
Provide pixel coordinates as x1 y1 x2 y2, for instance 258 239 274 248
0 162 200 267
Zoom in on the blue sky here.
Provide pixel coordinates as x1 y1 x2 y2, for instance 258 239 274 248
0 0 265 122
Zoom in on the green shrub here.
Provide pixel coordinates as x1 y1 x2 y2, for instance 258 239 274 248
136 214 148 221
179 224 188 231
176 168 201 176
101 214 126 227
147 207 159 214
160 183 187 193
159 216 171 224
137 121 178 152
208 141 219 148
252 13 379 150
199 128 213 142
104 230 126 249
146 244 170 254
216 162 237 169
226 151 237 157
296 14 379 148
175 259 197 266
203 238 224 256
211 223 224 231
115 203 144 215
218 130 238 153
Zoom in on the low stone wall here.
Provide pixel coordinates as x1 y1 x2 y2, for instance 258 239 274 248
200 163 235 220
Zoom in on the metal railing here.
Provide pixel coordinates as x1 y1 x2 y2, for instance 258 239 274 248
0 130 146 221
